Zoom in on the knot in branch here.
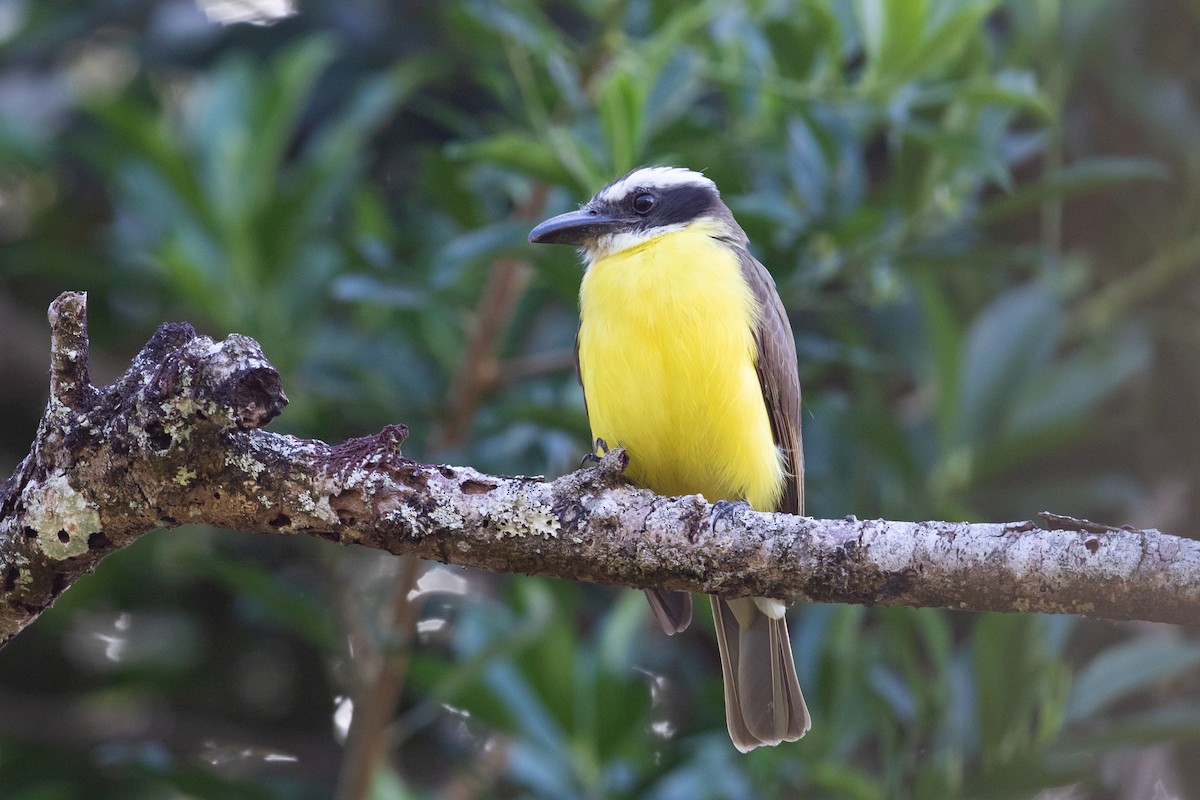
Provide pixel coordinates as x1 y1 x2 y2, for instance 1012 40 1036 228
131 325 287 451
194 334 288 431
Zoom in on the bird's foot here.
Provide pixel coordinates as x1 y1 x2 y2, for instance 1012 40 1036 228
579 437 610 468
711 499 751 527
578 440 628 488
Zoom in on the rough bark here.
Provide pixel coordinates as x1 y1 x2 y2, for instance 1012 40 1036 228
1 292 1198 649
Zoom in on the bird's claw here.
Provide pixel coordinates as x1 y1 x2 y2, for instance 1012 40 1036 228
711 499 751 526
579 437 610 468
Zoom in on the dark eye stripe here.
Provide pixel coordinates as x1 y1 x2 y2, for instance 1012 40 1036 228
633 184 718 227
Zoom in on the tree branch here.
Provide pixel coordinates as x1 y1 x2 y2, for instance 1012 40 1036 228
2 292 1198 649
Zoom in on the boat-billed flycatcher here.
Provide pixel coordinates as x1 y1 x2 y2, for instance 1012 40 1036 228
528 166 809 751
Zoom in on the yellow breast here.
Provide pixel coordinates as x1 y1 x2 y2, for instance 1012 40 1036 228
578 225 784 512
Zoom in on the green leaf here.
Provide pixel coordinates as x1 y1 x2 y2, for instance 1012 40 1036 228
429 220 528 290
86 98 212 229
907 1 997 77
964 70 1053 119
202 557 339 651
368 766 421 800
331 275 428 309
914 273 963 444
979 157 1169 223
597 63 645 173
952 282 1061 449
971 614 1067 764
786 114 830 216
809 762 886 800
304 56 440 179
855 0 888 74
857 0 929 84
1067 639 1200 722
597 589 651 674
237 36 338 223
448 131 575 186
970 327 1150 479
1006 328 1150 439
1071 702 1200 749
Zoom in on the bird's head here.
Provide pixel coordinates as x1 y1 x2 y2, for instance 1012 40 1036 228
528 166 744 262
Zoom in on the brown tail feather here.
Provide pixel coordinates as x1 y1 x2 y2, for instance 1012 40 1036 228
644 589 693 635
711 596 809 751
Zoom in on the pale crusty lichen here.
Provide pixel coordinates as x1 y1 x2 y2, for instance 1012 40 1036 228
22 473 99 559
393 503 426 536
425 469 558 539
226 450 266 480
429 504 465 531
174 466 197 486
4 552 33 590
492 489 560 539
424 481 465 532
294 489 340 527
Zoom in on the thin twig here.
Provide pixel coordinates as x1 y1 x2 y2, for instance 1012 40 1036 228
437 184 547 447
334 556 424 800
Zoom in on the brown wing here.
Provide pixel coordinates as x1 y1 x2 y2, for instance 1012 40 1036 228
575 327 586 419
737 249 804 516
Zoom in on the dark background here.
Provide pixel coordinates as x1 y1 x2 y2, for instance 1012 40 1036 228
2 1 1199 797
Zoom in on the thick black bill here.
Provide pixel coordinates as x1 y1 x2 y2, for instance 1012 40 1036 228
528 208 626 245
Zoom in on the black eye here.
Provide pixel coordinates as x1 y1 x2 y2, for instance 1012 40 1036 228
632 193 656 214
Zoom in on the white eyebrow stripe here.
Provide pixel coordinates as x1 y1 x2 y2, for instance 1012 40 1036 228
594 167 717 204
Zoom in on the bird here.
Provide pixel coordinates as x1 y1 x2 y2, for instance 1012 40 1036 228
528 166 809 751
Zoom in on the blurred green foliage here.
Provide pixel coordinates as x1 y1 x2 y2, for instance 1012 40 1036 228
2 0 1199 798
